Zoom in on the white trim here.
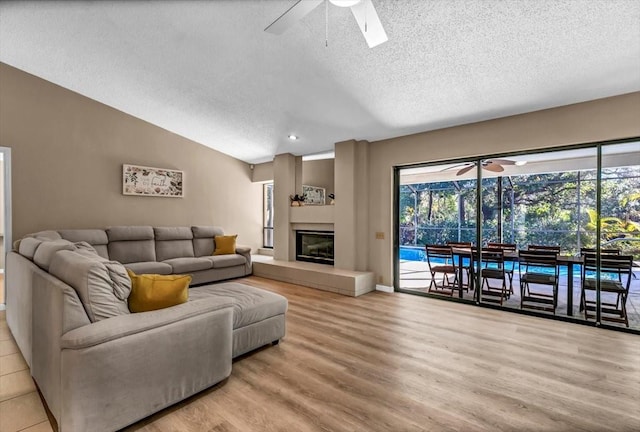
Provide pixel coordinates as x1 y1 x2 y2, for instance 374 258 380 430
1 147 10 306
375 284 394 293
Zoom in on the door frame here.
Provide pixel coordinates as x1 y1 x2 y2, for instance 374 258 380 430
0 147 11 306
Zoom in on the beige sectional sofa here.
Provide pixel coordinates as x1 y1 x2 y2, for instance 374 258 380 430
6 226 287 432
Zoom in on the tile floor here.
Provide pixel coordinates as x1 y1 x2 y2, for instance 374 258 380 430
0 310 53 432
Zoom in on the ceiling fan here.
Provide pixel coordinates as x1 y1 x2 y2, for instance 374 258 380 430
264 0 388 48
443 159 525 176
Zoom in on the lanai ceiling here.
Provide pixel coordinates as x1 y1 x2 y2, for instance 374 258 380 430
1 0 639 164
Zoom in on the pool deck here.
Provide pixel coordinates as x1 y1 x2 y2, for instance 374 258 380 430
399 259 640 330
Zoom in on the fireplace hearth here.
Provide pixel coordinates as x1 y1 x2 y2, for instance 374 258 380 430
296 230 334 265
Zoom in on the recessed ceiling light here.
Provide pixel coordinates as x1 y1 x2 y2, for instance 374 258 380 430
515 161 527 166
288 134 298 140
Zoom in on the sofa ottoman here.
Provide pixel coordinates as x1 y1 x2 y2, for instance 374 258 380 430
190 282 287 357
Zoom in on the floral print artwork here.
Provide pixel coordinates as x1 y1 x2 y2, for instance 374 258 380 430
123 164 184 197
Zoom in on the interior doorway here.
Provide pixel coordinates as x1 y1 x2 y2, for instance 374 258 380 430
0 147 11 306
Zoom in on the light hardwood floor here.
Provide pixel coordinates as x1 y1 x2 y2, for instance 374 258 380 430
2 277 640 431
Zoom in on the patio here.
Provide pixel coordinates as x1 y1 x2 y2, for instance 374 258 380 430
399 258 640 329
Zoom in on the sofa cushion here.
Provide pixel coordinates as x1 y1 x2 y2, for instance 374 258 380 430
124 261 173 275
154 227 195 261
106 226 156 264
73 241 100 256
30 230 63 241
127 270 190 313
50 250 131 322
106 226 155 241
162 257 213 273
207 254 247 269
190 282 287 329
191 226 225 256
154 226 193 241
33 239 77 271
16 230 62 253
58 229 109 259
18 237 44 260
213 235 237 255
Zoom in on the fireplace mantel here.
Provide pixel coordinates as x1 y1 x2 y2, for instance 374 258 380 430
289 205 334 224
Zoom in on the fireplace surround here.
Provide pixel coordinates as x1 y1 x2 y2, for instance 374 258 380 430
295 230 334 265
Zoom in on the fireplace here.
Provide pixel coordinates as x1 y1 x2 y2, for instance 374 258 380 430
296 230 334 265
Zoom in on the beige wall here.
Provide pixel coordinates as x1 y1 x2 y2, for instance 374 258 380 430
0 159 3 269
302 159 334 197
252 159 335 198
368 92 640 286
334 140 368 272
251 161 273 183
0 63 263 250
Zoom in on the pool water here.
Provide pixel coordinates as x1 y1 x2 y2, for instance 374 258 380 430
399 246 582 277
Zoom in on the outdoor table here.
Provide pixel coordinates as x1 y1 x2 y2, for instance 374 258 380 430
451 248 583 316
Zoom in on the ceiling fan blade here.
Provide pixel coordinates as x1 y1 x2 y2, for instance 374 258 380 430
350 0 388 48
488 158 516 166
484 162 505 173
264 0 323 35
456 164 475 176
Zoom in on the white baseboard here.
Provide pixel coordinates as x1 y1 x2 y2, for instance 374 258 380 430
375 284 394 293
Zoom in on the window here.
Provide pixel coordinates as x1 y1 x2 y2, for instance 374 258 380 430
263 183 274 248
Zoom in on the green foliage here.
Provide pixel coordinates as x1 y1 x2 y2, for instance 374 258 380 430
399 167 640 258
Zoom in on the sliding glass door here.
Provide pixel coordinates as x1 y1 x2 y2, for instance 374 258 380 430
395 139 639 333
598 143 640 331
398 161 477 301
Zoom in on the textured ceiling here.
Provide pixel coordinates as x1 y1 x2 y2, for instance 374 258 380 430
1 0 639 164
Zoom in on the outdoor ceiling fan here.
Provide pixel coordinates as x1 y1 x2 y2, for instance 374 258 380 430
264 0 388 48
444 159 524 176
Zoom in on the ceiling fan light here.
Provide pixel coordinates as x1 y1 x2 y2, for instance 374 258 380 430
329 0 361 7
515 161 527 166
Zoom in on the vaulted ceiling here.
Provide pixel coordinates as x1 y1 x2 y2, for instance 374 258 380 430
1 0 639 164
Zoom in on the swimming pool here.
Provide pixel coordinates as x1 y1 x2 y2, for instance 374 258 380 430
399 246 581 277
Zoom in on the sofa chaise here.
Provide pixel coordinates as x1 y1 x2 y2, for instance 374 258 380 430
6 226 287 432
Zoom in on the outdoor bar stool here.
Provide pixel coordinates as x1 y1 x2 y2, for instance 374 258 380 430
447 241 474 290
580 254 633 327
487 242 517 294
425 245 459 296
518 250 560 313
473 248 509 305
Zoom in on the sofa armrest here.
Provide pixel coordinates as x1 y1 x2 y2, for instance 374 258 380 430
61 297 234 350
236 245 251 254
235 245 252 274
59 297 234 432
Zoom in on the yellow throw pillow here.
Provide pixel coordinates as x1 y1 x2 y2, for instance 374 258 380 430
213 234 237 255
127 269 190 313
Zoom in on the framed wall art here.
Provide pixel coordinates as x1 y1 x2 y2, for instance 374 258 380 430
122 164 184 197
302 185 326 205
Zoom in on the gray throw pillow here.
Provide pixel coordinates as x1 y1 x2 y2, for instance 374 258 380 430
33 239 76 271
49 250 131 322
